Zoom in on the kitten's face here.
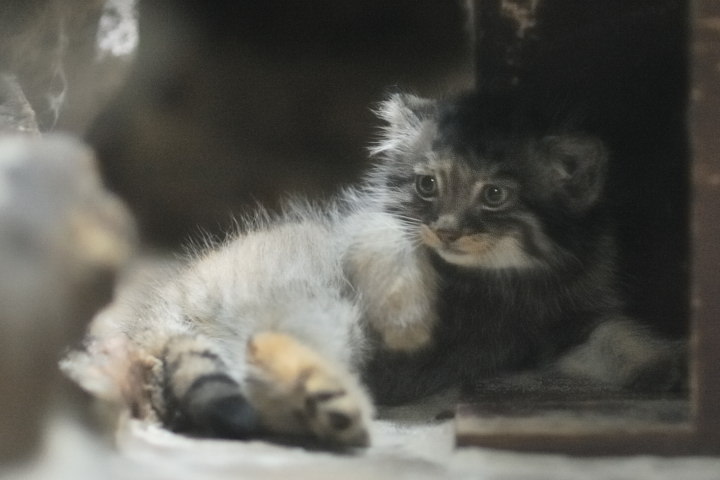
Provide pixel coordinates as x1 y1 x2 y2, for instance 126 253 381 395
371 92 607 270
410 147 537 269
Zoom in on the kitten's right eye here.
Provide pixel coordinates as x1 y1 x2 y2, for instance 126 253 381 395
415 175 438 199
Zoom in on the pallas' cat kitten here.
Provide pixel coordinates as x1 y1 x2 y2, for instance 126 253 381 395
64 89 685 448
363 90 685 404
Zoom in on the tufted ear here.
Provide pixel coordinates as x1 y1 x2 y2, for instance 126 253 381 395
370 92 437 158
540 135 608 213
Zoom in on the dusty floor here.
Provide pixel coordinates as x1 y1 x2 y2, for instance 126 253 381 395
2 251 715 480
6 407 720 480
6 253 718 480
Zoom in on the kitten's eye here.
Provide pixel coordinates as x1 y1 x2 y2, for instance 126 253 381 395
481 184 510 209
415 175 438 199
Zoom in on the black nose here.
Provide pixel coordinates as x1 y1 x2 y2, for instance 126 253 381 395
435 229 461 243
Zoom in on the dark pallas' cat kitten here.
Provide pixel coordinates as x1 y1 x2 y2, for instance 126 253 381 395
63 88 685 448
363 90 685 404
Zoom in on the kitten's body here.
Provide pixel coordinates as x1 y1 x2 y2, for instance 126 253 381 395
65 89 684 447
66 196 432 446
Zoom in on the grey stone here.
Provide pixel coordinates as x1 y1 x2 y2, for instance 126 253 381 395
0 74 39 136
0 134 135 464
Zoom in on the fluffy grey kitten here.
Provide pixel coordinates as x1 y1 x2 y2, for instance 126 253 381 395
64 89 685 448
65 188 434 447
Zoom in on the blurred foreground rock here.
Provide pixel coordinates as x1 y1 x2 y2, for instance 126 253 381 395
0 135 135 465
0 75 39 136
0 0 135 134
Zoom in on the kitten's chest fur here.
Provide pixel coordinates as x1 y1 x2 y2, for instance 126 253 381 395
433 260 593 367
364 243 621 405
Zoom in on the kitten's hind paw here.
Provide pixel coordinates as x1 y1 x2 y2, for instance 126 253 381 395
555 318 688 393
246 332 372 448
624 343 688 393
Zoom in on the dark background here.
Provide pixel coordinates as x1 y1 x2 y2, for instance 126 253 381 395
1 0 689 336
88 0 475 244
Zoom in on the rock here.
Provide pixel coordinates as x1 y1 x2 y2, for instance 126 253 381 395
0 74 40 135
0 134 135 464
0 0 135 134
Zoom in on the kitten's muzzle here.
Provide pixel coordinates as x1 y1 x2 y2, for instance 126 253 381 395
435 228 462 244
428 214 463 245
420 225 462 250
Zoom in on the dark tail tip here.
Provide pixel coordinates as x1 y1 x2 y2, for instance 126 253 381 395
173 374 261 439
192 393 260 440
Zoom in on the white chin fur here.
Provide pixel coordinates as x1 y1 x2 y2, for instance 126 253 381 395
434 237 537 270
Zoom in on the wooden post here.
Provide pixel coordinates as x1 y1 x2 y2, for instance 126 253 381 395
456 0 720 454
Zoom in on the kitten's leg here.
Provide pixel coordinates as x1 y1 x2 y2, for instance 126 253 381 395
245 331 372 447
160 335 260 439
554 317 687 392
344 212 437 352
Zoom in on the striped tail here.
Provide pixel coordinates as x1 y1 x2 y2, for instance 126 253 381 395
160 335 259 439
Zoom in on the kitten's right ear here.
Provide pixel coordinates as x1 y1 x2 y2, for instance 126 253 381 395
540 134 608 214
370 92 437 158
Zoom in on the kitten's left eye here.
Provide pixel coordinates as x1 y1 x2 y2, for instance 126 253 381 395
481 184 511 209
415 175 438 199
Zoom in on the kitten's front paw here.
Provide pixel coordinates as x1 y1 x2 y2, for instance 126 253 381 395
366 273 437 353
344 213 438 354
246 332 372 447
379 323 432 352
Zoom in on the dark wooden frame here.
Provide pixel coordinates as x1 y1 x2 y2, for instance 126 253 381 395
455 0 720 455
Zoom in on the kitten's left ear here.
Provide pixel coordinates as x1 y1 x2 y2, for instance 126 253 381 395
540 135 608 213
370 92 437 157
